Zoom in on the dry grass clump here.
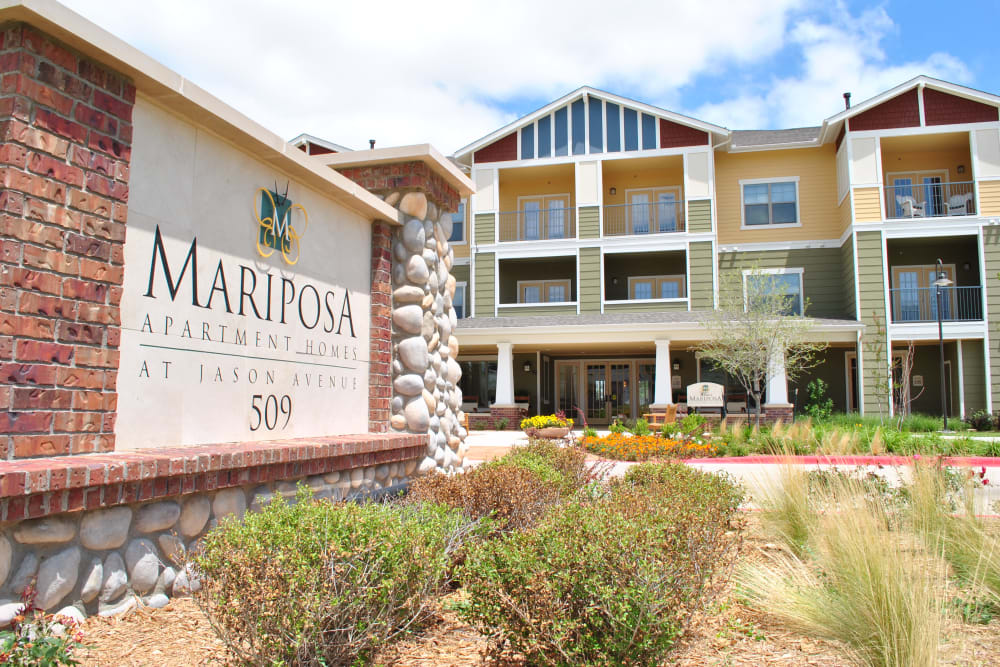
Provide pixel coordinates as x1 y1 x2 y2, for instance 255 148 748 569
754 462 815 558
741 472 944 667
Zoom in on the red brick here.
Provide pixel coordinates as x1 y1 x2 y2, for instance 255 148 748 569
18 292 76 319
87 129 129 160
109 243 124 265
8 121 70 159
54 411 102 432
12 434 71 458
61 277 108 302
0 335 11 360
73 346 117 369
56 366 104 389
0 312 56 339
0 142 27 167
34 108 87 144
27 152 84 188
92 89 132 122
22 244 78 274
67 188 112 217
11 387 71 409
81 214 124 241
16 340 73 364
0 362 57 385
1 266 62 294
76 302 115 324
21 27 78 72
73 104 116 134
0 215 65 248
35 61 92 102
72 390 115 411
0 167 66 202
0 410 52 432
0 238 19 263
0 189 24 215
64 233 110 260
79 258 122 284
76 60 108 91
56 321 103 345
0 95 32 122
23 197 80 229
14 76 74 115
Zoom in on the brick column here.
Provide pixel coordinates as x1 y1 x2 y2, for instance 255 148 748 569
368 221 392 432
0 24 133 459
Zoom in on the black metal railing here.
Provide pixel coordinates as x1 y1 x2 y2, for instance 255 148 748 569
603 201 685 236
889 286 982 322
497 208 576 242
884 180 975 219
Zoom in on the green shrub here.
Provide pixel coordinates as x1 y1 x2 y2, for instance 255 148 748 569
608 419 627 434
628 417 652 436
0 586 84 666
803 378 834 420
495 417 509 430
898 413 944 432
499 439 591 494
582 425 597 438
407 461 563 532
460 463 743 665
680 412 708 434
967 409 995 432
193 489 475 665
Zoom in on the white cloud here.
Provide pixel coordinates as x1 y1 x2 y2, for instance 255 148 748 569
691 4 972 129
57 0 972 150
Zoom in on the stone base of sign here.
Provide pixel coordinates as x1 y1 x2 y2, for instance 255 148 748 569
0 433 422 620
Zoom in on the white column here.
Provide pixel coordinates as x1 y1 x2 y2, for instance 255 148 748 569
494 342 515 405
651 339 673 408
765 346 789 405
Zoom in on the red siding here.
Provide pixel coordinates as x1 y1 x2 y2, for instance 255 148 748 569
850 89 920 131
473 132 517 163
923 88 999 126
659 118 708 148
307 143 336 155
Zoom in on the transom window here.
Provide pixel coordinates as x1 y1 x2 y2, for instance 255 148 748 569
448 201 465 243
518 279 572 304
628 275 685 300
742 179 799 227
743 269 804 316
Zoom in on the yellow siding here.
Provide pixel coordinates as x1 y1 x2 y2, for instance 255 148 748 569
880 133 970 185
714 145 839 244
498 164 575 213
453 201 470 258
853 187 882 222
602 156 684 207
979 180 1000 216
838 195 851 235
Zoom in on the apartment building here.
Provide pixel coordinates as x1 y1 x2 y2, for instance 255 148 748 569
447 76 1000 424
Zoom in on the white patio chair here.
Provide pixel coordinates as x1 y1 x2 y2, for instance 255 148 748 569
945 192 973 216
896 195 925 218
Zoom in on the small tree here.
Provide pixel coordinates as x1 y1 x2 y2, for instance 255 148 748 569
698 266 825 425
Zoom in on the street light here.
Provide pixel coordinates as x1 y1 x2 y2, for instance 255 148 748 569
933 258 953 431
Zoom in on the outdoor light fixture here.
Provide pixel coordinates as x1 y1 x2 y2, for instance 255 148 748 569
933 258 953 431
609 187 617 195
523 361 533 373
672 359 681 370
957 164 966 174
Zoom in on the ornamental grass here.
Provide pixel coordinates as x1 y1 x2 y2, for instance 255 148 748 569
580 432 717 461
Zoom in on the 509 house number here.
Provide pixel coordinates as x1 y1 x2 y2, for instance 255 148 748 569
250 394 292 431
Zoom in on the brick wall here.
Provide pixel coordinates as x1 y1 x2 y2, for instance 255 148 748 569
368 221 391 432
923 88 999 126
472 132 516 164
0 24 133 459
336 161 459 213
849 89 920 131
659 118 708 149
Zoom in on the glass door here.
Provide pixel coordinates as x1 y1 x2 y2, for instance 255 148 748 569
637 363 655 416
585 363 608 423
584 362 634 424
556 362 578 416
608 363 631 419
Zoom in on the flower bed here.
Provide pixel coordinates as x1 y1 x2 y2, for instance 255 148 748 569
580 433 717 461
520 413 574 430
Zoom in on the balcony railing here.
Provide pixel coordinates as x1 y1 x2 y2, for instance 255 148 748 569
603 201 685 236
497 208 576 242
888 286 982 323
884 181 975 219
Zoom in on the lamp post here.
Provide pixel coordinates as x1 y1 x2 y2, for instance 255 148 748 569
933 258 953 431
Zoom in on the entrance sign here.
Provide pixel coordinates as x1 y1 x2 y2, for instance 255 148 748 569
686 382 725 408
117 101 371 448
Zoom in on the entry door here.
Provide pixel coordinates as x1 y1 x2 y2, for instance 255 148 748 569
556 362 579 416
585 362 632 424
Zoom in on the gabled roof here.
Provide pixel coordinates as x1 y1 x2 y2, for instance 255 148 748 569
289 133 353 153
452 86 731 161
818 75 1000 143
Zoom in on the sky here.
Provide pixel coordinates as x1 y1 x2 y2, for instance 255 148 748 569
60 0 1000 154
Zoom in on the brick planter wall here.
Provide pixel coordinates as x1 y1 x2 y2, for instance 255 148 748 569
1 23 133 460
368 222 392 433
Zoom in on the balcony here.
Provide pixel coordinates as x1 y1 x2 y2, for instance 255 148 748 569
884 180 976 219
888 286 983 322
603 200 685 236
497 207 576 242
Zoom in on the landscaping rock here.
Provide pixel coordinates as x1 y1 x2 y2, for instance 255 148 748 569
404 396 430 432
9 553 38 596
179 496 211 537
125 539 161 595
404 255 429 284
135 501 180 533
0 534 11 586
397 336 429 372
401 218 425 253
157 534 185 564
393 284 424 304
80 507 132 550
393 304 424 334
36 546 81 610
145 593 169 609
394 373 424 396
80 557 102 603
54 605 85 625
212 488 246 521
0 602 25 628
399 193 428 220
99 595 137 617
13 517 75 545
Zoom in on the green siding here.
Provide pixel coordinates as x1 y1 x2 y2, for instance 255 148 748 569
841 236 856 319
716 247 846 319
497 304 577 317
984 226 1000 410
856 230 888 416
578 206 599 239
603 301 689 313
687 200 712 233
474 212 495 245
688 242 714 310
473 252 495 317
451 264 469 285
579 247 601 313
961 339 987 418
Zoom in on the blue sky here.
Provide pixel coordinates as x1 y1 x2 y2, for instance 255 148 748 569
60 0 1000 152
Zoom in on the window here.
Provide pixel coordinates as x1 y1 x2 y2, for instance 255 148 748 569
518 279 572 304
454 282 466 318
742 179 799 226
605 103 621 152
554 106 568 156
537 116 551 158
627 187 681 233
520 126 534 160
588 98 603 153
571 99 586 155
743 269 804 316
628 275 686 300
448 201 465 243
641 113 656 150
518 195 570 240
